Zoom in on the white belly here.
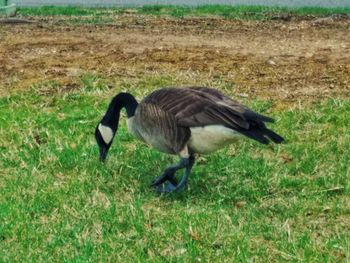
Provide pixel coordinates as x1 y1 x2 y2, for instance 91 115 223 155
188 125 242 154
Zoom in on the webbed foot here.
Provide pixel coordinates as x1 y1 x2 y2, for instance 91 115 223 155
151 156 195 194
150 168 177 188
155 181 178 194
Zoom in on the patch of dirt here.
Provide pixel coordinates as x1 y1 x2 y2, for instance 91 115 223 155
0 15 349 105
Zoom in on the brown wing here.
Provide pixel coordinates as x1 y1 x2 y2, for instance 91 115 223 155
188 87 275 124
142 87 273 129
142 87 283 145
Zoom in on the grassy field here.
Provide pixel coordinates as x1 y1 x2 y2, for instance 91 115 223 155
17 5 350 20
0 74 349 261
1 4 350 262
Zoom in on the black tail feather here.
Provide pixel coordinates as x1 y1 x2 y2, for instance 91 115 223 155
239 129 270 144
238 126 284 145
262 128 284 144
244 110 275 123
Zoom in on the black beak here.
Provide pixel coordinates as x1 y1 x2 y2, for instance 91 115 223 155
99 147 108 162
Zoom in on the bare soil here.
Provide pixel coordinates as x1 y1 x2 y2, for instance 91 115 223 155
0 15 349 105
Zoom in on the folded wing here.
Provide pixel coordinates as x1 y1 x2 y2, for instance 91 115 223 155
142 87 284 145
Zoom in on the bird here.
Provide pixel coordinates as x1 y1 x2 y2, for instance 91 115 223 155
95 87 284 194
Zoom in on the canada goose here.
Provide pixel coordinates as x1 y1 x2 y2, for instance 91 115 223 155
95 87 284 194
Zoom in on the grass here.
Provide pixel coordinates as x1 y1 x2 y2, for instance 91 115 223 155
0 75 349 261
138 5 350 19
17 5 350 21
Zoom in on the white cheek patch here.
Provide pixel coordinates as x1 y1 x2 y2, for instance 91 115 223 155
98 124 114 144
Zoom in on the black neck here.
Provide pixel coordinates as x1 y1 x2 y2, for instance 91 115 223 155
101 92 138 130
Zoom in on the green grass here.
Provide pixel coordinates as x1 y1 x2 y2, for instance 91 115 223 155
17 5 350 21
18 6 96 16
0 76 349 261
139 5 350 19
16 6 118 24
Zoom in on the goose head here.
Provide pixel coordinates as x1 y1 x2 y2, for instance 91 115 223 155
95 122 117 162
95 92 138 162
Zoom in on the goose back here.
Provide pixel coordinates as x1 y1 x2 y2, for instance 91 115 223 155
142 87 274 130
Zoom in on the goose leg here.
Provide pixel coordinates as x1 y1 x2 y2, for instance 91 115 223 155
155 156 195 194
150 157 192 187
150 163 181 187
